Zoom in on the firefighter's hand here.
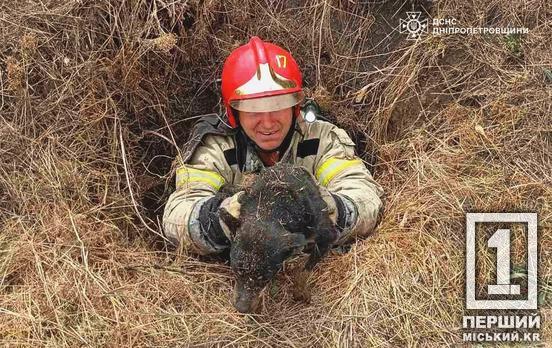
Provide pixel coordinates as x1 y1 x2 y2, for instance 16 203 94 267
218 191 244 240
317 185 338 225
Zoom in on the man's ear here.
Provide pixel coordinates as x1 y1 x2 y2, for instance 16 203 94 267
218 207 241 235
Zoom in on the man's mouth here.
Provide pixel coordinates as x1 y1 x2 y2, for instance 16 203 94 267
258 130 279 136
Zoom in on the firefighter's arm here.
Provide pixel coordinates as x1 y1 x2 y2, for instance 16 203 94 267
162 135 233 255
314 126 384 243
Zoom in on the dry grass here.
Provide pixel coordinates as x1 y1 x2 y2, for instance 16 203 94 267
0 0 551 346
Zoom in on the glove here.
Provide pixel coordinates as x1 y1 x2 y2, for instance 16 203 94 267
218 191 243 240
196 191 243 251
318 186 354 233
198 196 231 248
318 185 338 225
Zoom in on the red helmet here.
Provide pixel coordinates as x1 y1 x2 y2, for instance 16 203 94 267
221 36 304 128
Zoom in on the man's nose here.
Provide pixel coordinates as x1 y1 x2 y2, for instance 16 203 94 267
258 112 276 128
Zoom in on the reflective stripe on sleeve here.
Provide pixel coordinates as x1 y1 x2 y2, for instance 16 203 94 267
315 157 362 186
176 166 225 191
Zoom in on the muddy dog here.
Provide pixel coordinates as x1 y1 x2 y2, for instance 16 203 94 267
219 163 339 313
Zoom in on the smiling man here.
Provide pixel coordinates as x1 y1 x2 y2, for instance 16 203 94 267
238 107 294 166
162 37 384 255
240 108 292 150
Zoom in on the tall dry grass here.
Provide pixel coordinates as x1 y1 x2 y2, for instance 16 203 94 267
0 0 550 346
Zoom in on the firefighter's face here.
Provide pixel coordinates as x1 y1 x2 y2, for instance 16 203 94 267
239 108 293 151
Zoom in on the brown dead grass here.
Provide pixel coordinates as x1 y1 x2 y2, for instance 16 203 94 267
0 0 551 346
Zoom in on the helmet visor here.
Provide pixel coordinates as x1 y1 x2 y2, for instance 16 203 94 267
230 91 305 113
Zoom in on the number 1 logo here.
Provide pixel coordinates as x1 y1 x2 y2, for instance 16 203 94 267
487 228 521 295
466 213 538 310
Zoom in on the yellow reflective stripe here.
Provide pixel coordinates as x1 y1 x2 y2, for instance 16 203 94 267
177 167 223 182
316 157 362 186
177 176 223 190
176 167 224 190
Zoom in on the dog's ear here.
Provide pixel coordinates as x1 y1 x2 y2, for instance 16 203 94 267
304 226 338 271
280 233 308 257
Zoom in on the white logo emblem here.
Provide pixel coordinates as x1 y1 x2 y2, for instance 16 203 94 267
400 12 428 40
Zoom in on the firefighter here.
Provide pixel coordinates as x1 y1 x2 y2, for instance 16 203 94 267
163 36 383 255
